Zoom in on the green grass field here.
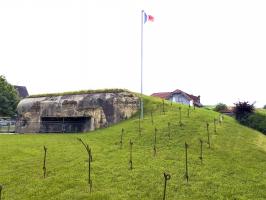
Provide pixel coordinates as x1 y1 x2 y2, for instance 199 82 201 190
257 109 266 115
0 96 266 200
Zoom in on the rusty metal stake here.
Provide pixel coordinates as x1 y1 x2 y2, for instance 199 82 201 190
153 128 158 156
185 142 189 183
199 139 203 164
88 147 92 192
77 138 93 192
154 128 157 145
120 128 124 149
214 118 217 133
43 146 47 178
162 100 165 115
151 111 154 125
167 122 171 139
179 107 182 126
206 122 210 148
129 139 133 170
0 185 2 200
163 173 171 200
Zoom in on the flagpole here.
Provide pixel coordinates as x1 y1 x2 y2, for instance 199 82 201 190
140 10 144 119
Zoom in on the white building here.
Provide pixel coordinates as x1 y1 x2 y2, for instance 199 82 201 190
151 89 202 107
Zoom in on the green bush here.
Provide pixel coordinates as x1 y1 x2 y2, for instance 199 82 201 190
214 103 227 112
241 112 266 134
234 101 255 120
233 102 266 135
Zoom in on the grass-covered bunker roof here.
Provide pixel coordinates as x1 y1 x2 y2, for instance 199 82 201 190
28 88 132 98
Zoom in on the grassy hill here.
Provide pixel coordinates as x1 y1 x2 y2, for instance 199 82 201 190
257 109 266 115
0 96 265 200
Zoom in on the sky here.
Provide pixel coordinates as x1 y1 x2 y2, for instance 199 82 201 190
0 0 266 107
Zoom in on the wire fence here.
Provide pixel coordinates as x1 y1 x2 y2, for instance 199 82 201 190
0 124 16 133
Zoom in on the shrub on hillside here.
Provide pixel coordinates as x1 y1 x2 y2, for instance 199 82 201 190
246 113 266 134
233 101 266 135
233 101 255 121
214 103 228 112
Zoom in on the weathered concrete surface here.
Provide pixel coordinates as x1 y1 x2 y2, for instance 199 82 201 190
16 92 139 133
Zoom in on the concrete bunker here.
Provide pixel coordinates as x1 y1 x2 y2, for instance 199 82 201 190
16 91 139 133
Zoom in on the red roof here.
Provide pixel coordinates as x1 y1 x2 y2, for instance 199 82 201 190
172 89 182 93
151 92 171 99
187 94 199 102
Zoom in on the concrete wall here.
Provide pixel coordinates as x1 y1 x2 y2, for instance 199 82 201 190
16 92 139 133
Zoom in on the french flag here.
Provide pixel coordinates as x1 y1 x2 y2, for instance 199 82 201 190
143 11 154 23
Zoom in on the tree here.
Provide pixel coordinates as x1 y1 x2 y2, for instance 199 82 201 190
0 75 19 117
263 105 266 109
214 103 228 112
233 101 255 121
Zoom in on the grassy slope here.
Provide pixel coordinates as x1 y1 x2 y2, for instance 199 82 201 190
257 109 266 115
0 96 266 200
